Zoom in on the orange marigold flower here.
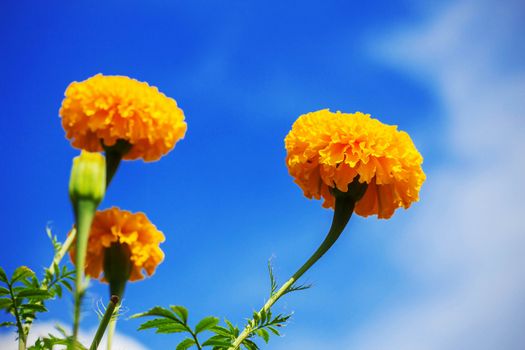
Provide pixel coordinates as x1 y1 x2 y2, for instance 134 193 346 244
69 207 165 282
60 74 187 162
285 109 426 219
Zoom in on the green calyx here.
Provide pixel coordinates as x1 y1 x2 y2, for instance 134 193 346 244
103 242 132 299
331 175 368 203
102 139 132 187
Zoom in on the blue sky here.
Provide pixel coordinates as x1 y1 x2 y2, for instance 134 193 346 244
1 0 524 349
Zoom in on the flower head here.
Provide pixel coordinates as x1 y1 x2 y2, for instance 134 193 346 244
285 109 425 219
70 207 165 282
60 74 187 162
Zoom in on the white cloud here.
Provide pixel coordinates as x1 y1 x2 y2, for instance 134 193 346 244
353 1 525 349
0 320 149 350
274 0 525 349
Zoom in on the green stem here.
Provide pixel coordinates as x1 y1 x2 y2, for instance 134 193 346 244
189 329 203 350
90 296 119 350
73 199 97 342
9 282 26 350
106 318 116 350
43 229 77 288
228 195 356 350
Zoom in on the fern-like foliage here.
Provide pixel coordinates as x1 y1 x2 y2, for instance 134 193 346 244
134 259 310 349
0 229 75 345
131 305 220 350
27 325 86 350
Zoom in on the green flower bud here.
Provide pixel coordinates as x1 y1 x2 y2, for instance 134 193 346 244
69 151 106 205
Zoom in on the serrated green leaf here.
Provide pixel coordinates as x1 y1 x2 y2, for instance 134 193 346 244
211 325 232 337
0 287 9 296
54 284 63 298
0 267 7 284
18 289 52 299
155 323 187 334
137 318 175 330
176 338 195 350
225 319 234 329
242 339 260 350
0 298 12 310
12 266 35 283
266 326 280 336
131 306 178 321
195 316 219 334
61 280 73 292
202 335 232 347
20 304 47 313
170 305 189 324
256 329 270 343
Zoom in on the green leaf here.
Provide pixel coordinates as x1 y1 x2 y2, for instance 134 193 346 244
155 323 187 334
176 338 195 350
195 316 219 334
0 287 9 296
210 325 232 337
266 326 280 336
137 318 175 331
0 268 7 284
256 329 270 343
53 284 63 298
0 321 15 328
12 266 35 283
242 339 260 350
20 304 47 313
0 298 12 310
202 335 232 347
61 280 73 292
268 260 278 296
170 305 189 324
131 306 178 321
18 289 52 299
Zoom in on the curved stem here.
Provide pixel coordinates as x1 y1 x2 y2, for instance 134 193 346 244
73 199 97 342
189 330 203 350
90 296 119 350
228 195 356 349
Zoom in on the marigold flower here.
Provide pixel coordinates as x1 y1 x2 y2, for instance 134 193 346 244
60 74 187 162
285 109 425 219
70 207 165 282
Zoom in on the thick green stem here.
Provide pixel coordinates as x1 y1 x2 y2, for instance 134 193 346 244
73 199 97 342
90 296 119 350
106 318 116 350
228 194 357 349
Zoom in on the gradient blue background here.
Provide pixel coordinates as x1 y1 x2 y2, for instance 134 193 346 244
1 1 524 349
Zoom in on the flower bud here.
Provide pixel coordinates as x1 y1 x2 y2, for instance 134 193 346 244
69 151 106 205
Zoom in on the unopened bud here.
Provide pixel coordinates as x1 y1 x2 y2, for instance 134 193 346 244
69 151 106 205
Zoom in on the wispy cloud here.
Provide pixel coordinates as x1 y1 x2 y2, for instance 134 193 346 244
274 0 525 349
0 321 149 350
